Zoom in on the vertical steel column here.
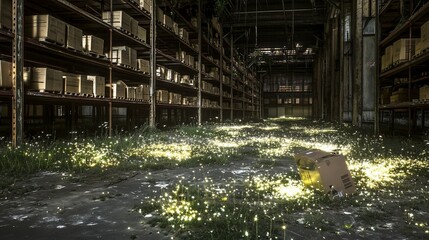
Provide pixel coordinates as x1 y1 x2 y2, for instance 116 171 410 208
375 0 380 134
108 0 113 136
197 0 202 125
149 0 157 128
352 0 363 127
12 0 24 147
219 24 224 122
230 27 234 120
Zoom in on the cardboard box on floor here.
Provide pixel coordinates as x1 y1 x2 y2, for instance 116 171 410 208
294 149 356 196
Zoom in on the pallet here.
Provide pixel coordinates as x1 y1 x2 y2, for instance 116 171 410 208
94 95 105 98
64 91 80 96
80 93 93 97
412 99 429 104
88 51 106 59
392 60 407 67
117 63 137 71
66 46 83 53
38 38 65 47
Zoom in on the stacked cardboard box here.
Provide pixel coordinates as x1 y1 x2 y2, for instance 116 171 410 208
173 72 180 83
0 0 12 29
142 84 150 101
169 92 181 105
392 38 417 63
156 89 169 103
102 11 132 33
156 7 163 23
182 96 197 106
420 20 429 51
107 80 127 99
173 21 179 35
139 0 151 13
419 85 429 100
31 67 63 92
180 75 194 85
87 75 105 97
63 74 80 94
166 69 174 81
82 35 104 55
0 60 11 87
111 46 137 68
25 15 66 46
179 28 189 43
66 24 83 51
137 58 150 73
163 14 173 30
137 26 147 42
79 75 93 96
126 87 136 99
156 66 167 79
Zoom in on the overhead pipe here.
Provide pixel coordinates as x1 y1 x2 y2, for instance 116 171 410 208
233 8 324 14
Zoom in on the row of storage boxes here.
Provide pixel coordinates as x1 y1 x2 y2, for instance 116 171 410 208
176 51 195 67
25 15 106 56
156 66 195 86
380 87 423 104
381 38 417 71
102 11 147 42
25 13 147 55
108 81 150 100
156 7 190 43
155 90 197 106
202 81 220 94
202 99 219 108
0 61 153 101
109 46 150 72
138 0 151 13
0 62 106 97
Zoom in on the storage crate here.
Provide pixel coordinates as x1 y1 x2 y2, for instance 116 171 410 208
163 14 173 30
384 45 393 67
102 11 132 33
107 80 127 99
87 75 105 97
0 60 11 87
166 69 173 81
66 24 83 51
130 17 139 37
110 46 137 68
137 58 150 73
126 86 136 99
142 84 150 101
173 21 179 35
63 74 80 94
139 0 151 13
0 0 12 29
156 7 163 23
392 38 417 63
137 26 147 42
82 35 104 55
168 92 182 105
136 85 143 100
31 67 63 92
179 28 189 43
79 75 93 96
25 15 66 45
419 85 429 100
156 66 166 79
111 46 130 66
156 89 169 103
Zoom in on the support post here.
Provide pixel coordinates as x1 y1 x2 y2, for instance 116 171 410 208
108 0 113 136
197 0 202 125
149 0 157 128
352 0 363 127
12 0 24 147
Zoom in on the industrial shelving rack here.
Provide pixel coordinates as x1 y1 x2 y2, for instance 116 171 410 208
0 0 261 144
378 0 429 136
